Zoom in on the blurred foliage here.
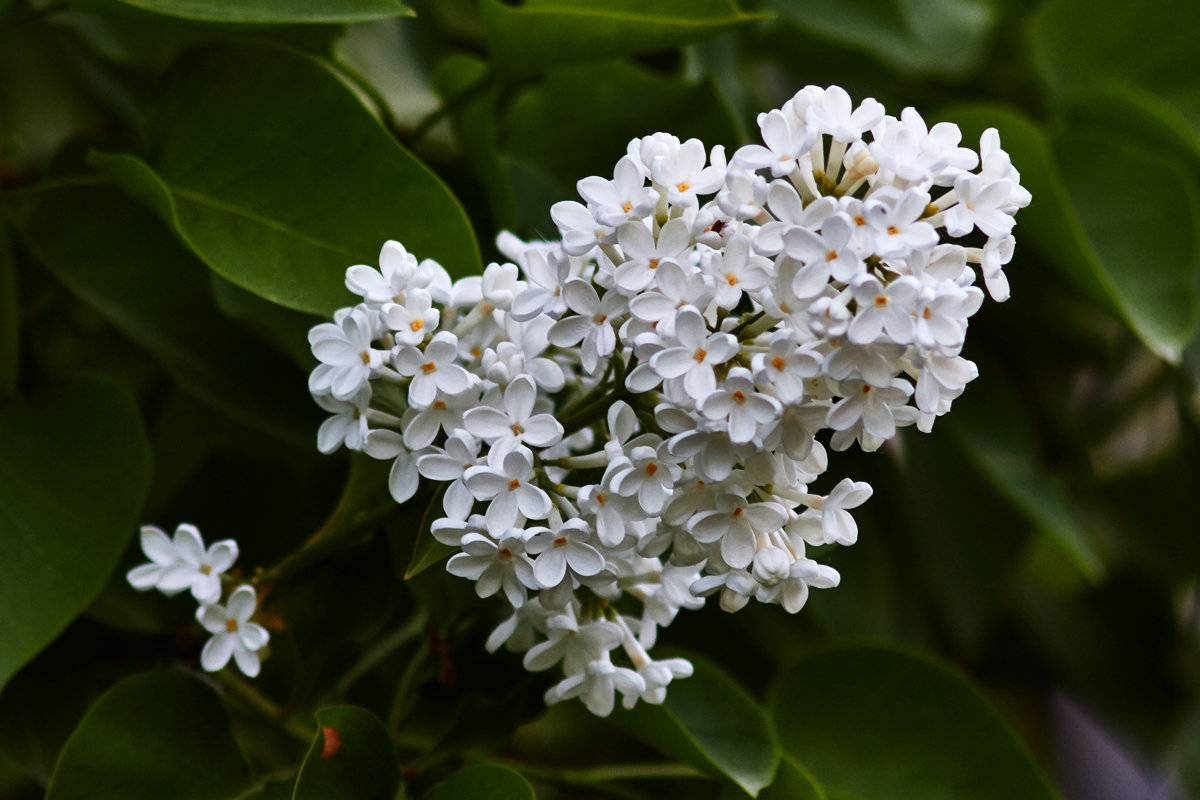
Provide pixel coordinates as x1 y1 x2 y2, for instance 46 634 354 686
1 0 1198 798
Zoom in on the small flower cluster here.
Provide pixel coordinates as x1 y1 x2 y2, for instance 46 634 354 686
307 85 1028 715
127 524 268 677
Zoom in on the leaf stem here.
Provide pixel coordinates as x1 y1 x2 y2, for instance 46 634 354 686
214 670 312 743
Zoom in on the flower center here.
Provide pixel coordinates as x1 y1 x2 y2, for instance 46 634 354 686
725 273 738 286
693 348 708 363
732 390 747 404
886 225 900 235
922 306 932 320
553 536 568 547
511 423 524 435
360 351 371 364
622 202 632 212
422 361 437 373
410 318 424 333
226 619 238 632
826 250 838 261
645 463 658 476
649 259 659 269
732 507 745 517
676 182 690 193
771 356 787 371
508 478 521 491
433 400 446 410
874 296 888 307
498 548 512 558
200 565 212 575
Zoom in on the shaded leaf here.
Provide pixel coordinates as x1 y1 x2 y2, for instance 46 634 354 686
770 0 999 78
423 764 534 800
502 60 741 209
45 672 251 800
0 221 15 400
0 377 150 690
404 482 453 579
293 706 398 800
612 653 778 796
945 104 1200 361
101 0 412 24
6 183 317 448
736 758 825 800
772 645 1057 800
480 0 761 73
95 41 479 317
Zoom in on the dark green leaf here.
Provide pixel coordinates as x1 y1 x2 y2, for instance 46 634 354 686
1030 0 1200 142
945 104 1200 361
404 482 453 579
101 0 412 24
293 706 398 800
95 42 479 316
502 60 741 208
0 221 16 400
612 653 778 796
45 671 251 800
480 0 761 73
769 0 999 78
0 377 150 690
423 764 534 800
742 758 826 800
944 368 1103 582
6 183 317 448
772 645 1057 800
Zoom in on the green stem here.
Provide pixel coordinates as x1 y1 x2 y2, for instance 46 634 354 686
387 631 432 732
495 759 705 785
334 611 428 696
404 71 496 147
215 670 312 743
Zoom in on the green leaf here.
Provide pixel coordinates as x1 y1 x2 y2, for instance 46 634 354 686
95 41 479 317
6 183 317 448
423 764 534 800
944 104 1200 361
612 653 778 796
772 645 1057 800
0 377 150 691
480 0 761 73
744 758 826 800
293 706 398 800
404 482 453 579
0 221 16 400
769 0 999 78
502 60 741 204
1054 126 1200 362
944 368 1103 582
101 0 412 24
45 671 251 800
1030 0 1200 140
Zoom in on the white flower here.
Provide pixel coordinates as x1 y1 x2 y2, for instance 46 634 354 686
650 307 738 400
308 307 384 401
197 586 269 678
464 446 552 535
383 288 439 346
447 531 538 607
848 274 920 345
549 659 645 717
612 219 693 294
578 155 659 227
547 279 625 374
393 331 474 408
314 386 372 454
699 367 782 445
127 523 237 604
733 109 816 177
651 139 725 207
463 375 563 456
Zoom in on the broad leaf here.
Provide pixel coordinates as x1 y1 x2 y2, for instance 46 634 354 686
740 758 825 800
480 0 760 72
770 0 999 78
0 377 150 690
101 0 412 24
293 706 398 800
6 184 317 447
95 41 479 317
945 104 1200 361
772 645 1056 800
45 672 251 800
502 60 741 205
423 764 534 800
1031 0 1200 143
612 653 778 796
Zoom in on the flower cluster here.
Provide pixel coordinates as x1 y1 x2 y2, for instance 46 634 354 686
307 85 1028 715
126 524 268 677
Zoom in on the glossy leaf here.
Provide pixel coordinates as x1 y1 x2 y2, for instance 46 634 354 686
772 645 1056 800
423 764 534 800
293 706 398 800
770 0 999 78
0 377 150 690
946 104 1200 361
102 0 412 24
45 672 251 800
95 42 479 317
612 653 778 796
480 0 760 72
6 184 317 447
0 221 15 399
743 758 825 800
